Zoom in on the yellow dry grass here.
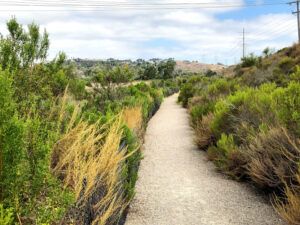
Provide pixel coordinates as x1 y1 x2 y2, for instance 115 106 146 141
52 93 133 224
122 107 143 131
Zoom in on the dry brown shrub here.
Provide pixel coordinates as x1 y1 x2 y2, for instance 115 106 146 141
226 150 248 179
285 43 300 59
245 127 300 191
188 96 205 109
274 173 300 225
194 113 215 149
207 146 219 161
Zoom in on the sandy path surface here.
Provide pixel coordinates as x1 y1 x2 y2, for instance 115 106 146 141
125 94 285 225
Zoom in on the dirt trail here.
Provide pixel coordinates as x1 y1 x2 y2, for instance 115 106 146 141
125 94 285 225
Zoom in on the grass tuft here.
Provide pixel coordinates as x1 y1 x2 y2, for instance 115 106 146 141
52 114 131 224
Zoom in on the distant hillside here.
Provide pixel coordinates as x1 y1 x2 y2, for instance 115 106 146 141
175 60 225 74
222 44 300 86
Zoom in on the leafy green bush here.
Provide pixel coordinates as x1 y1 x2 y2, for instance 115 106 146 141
278 56 295 74
141 63 158 80
0 70 25 204
241 53 259 68
272 82 300 135
190 101 214 125
211 83 277 140
122 126 141 200
207 78 236 99
0 204 14 225
290 66 300 82
211 134 238 169
205 69 217 77
178 83 195 107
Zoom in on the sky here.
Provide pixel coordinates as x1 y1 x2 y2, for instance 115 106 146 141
0 0 297 65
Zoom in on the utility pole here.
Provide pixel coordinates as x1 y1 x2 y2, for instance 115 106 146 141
243 28 245 58
289 0 300 43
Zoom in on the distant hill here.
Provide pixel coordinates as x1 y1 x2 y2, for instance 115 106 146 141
221 44 300 85
175 60 225 74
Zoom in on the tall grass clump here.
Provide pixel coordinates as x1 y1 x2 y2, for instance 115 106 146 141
53 115 131 224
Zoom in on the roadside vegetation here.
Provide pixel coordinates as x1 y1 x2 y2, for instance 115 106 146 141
0 18 180 224
179 45 300 224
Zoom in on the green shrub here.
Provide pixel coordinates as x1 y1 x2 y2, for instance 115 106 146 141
207 78 235 99
278 56 295 73
290 66 300 82
0 70 25 204
217 133 236 156
208 134 236 167
205 69 217 77
52 70 68 95
178 83 195 107
241 53 259 68
273 82 300 135
208 134 246 178
69 78 87 100
122 126 141 200
211 83 277 140
0 204 14 225
190 102 214 125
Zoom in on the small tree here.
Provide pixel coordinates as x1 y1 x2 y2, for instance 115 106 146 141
262 47 274 58
141 63 158 80
158 58 176 79
205 69 217 77
0 17 49 72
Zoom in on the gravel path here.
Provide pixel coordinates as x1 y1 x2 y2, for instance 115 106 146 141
125 94 285 225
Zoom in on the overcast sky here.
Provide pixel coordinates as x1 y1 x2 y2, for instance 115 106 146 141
0 0 297 64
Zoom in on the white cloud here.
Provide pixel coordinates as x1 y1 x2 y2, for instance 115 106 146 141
0 0 297 64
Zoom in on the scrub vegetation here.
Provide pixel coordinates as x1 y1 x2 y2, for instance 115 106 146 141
0 18 179 224
179 45 300 225
1 16 299 225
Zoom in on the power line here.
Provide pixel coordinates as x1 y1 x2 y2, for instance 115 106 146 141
248 14 294 37
0 1 288 11
0 0 278 4
0 0 285 6
247 21 295 40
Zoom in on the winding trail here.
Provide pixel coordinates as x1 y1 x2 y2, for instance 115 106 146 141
125 94 285 225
